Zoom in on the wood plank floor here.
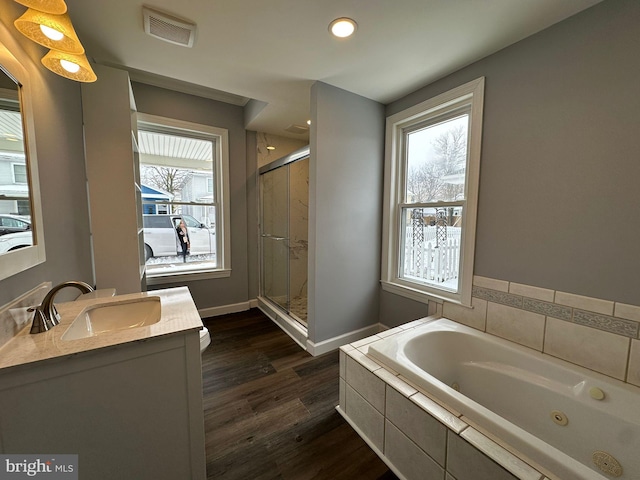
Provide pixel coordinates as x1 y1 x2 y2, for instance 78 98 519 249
202 309 398 480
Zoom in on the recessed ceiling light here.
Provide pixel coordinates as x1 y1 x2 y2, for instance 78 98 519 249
329 17 357 38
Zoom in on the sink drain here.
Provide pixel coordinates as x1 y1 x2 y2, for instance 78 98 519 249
592 451 622 477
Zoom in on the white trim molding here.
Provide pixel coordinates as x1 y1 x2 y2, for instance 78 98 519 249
137 113 232 282
381 77 485 307
147 268 231 286
198 299 256 319
306 323 382 356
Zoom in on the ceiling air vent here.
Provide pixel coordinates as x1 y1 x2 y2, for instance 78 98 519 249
143 6 196 48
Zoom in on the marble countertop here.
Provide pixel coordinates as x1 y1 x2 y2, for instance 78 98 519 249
0 286 203 371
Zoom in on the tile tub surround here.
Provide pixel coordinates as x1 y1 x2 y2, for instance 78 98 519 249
439 276 640 386
338 334 547 480
0 286 203 371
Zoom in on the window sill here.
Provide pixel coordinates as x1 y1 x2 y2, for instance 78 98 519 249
146 268 231 285
381 280 468 307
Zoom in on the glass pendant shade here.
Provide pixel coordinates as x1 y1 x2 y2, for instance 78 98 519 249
14 0 67 15
14 9 84 54
41 50 97 82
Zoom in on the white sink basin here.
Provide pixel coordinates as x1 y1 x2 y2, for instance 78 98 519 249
61 296 161 341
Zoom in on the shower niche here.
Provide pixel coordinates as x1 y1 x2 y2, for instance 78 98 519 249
259 146 309 329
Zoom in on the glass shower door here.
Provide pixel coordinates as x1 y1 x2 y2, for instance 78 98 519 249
260 165 289 313
288 158 308 323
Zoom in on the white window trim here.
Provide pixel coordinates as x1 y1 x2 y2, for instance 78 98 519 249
146 268 231 285
381 77 485 307
137 113 231 282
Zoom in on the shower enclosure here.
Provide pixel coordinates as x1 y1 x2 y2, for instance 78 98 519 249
259 146 309 327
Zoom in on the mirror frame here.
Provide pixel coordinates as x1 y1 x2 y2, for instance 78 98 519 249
0 30 45 281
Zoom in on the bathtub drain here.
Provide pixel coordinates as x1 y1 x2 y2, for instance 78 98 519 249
592 451 622 477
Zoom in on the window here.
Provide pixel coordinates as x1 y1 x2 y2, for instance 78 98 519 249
0 216 29 228
12 163 26 184
16 200 30 216
137 113 230 283
381 78 484 306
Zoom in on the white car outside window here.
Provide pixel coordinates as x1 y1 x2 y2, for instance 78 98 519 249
0 214 31 236
181 215 215 255
142 214 215 260
0 230 33 253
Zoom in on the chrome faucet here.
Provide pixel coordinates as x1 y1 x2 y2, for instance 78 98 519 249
29 281 94 334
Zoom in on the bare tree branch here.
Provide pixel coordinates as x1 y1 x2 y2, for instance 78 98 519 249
406 125 467 203
141 166 191 199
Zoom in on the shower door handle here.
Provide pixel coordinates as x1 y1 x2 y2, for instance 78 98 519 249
261 234 286 240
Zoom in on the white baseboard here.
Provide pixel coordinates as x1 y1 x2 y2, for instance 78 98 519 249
234 298 384 357
306 323 382 356
198 299 258 319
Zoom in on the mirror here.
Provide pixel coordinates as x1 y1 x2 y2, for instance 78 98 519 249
0 38 45 281
0 72 32 250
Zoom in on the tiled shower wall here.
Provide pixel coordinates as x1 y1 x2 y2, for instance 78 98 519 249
435 276 640 387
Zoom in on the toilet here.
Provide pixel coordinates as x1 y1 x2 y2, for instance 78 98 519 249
199 327 211 353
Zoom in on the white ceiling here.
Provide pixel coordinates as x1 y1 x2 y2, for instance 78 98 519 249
64 0 602 139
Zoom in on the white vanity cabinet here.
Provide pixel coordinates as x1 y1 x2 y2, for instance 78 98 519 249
0 287 206 479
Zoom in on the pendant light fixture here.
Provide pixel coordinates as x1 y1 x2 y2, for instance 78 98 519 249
12 0 97 82
41 49 97 82
14 8 84 54
14 0 67 15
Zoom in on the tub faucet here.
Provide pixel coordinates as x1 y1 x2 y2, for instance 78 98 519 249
29 281 94 334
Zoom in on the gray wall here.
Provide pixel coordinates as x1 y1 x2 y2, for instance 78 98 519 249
131 83 249 310
0 6 93 307
309 82 385 344
379 290 431 329
384 0 640 315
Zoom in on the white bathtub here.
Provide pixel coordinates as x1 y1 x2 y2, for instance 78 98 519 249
368 318 640 480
